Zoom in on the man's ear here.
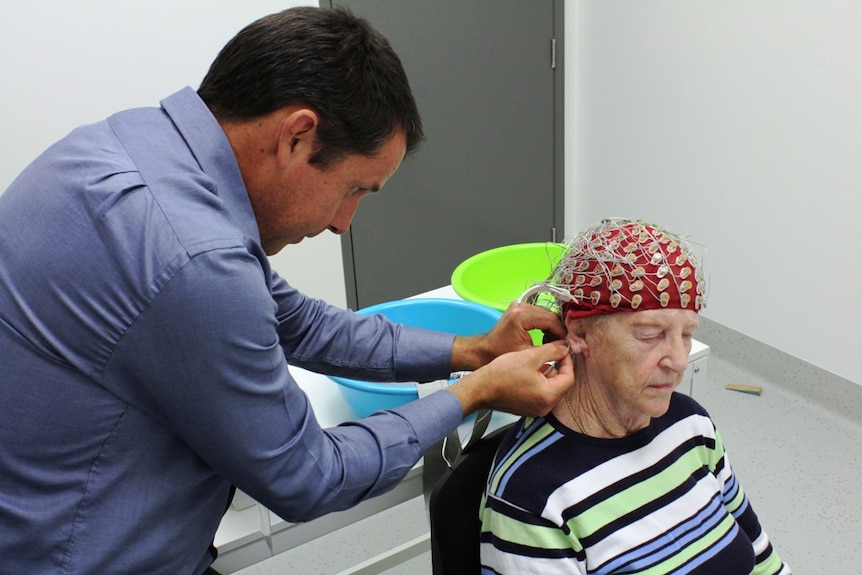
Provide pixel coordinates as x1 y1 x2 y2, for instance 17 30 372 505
277 108 319 163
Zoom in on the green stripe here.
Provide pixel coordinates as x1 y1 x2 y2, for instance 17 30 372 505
488 419 556 494
481 501 580 553
563 445 714 538
636 515 737 575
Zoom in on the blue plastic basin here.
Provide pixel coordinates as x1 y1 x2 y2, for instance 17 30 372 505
329 298 502 417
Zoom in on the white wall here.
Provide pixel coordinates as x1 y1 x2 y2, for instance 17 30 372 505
0 0 347 307
565 0 862 384
4 1 859 383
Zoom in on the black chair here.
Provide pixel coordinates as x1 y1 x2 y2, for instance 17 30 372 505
428 423 515 575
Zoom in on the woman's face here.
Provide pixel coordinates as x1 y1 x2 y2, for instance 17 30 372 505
569 308 699 428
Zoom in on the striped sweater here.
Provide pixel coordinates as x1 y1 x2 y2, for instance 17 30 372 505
480 393 790 574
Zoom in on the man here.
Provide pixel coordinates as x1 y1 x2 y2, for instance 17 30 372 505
0 7 572 573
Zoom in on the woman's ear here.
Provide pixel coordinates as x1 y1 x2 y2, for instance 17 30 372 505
564 314 589 355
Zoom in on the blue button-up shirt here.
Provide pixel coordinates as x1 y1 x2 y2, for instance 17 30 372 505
0 87 462 573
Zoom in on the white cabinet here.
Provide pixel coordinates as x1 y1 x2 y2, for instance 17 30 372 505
682 339 710 396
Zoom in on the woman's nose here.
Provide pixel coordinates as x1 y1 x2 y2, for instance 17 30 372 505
662 337 691 373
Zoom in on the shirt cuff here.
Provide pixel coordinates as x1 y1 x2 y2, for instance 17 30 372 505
394 387 463 453
394 326 456 381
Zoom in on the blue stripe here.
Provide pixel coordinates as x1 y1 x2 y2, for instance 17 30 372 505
495 421 564 496
595 491 730 574
721 472 752 520
722 472 740 503
669 522 741 574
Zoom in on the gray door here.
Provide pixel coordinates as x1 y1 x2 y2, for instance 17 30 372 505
330 0 564 309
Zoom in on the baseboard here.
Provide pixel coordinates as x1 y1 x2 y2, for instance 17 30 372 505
696 316 862 424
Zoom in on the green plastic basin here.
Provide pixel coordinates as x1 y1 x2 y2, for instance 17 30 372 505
451 242 566 312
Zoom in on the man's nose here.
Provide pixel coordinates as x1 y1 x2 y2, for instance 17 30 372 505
328 196 361 235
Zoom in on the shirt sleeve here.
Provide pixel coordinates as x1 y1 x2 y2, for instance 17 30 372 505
712 429 792 575
267 269 456 383
103 247 463 522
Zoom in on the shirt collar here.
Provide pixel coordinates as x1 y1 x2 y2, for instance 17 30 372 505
160 87 261 246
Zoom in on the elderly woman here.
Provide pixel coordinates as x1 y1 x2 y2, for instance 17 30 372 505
479 219 790 574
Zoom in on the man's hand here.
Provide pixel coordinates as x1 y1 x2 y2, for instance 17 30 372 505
451 301 566 371
448 342 573 418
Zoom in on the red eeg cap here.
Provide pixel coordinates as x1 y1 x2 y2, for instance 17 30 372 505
555 219 706 319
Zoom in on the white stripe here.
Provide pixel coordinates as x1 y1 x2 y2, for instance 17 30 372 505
586 475 723 567
714 445 733 487
481 541 585 575
543 413 714 524
751 529 771 555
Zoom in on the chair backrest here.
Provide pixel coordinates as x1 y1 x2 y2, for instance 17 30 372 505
428 423 514 575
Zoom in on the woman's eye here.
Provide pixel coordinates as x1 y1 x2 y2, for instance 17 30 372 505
637 331 662 341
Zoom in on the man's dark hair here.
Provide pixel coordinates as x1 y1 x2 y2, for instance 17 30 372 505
198 6 424 167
